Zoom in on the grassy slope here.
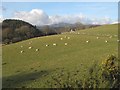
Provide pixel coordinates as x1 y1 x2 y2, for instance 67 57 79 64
2 24 118 88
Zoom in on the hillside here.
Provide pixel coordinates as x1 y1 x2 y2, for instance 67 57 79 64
37 22 99 34
2 24 118 88
2 19 44 44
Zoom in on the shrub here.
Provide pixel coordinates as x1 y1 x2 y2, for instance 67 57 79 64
44 55 120 88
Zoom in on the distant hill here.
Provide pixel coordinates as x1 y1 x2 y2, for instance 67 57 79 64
37 22 100 34
2 19 44 44
2 19 100 44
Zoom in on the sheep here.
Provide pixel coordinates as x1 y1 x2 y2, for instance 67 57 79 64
105 40 108 43
35 49 39 52
21 45 23 48
86 40 89 43
64 36 67 38
96 37 99 39
67 37 70 39
65 43 68 46
114 35 117 37
45 44 49 47
78 32 80 34
60 38 63 40
28 46 32 49
117 40 120 42
53 43 57 46
20 50 24 53
70 29 73 32
109 36 112 38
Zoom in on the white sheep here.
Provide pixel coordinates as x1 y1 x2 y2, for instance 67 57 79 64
65 43 68 46
67 37 70 39
78 32 80 34
28 46 32 49
114 35 117 37
105 40 108 43
21 45 23 48
35 49 39 52
20 50 24 53
109 36 112 38
117 40 120 42
53 43 57 46
60 38 63 40
86 40 89 43
45 44 49 47
96 37 99 39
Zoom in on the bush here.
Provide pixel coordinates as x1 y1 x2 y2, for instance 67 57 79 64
100 55 120 88
44 55 120 88
83 55 120 88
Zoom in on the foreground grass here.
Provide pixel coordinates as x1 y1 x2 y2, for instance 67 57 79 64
2 24 118 88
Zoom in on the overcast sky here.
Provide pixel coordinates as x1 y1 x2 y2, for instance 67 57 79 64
1 2 118 25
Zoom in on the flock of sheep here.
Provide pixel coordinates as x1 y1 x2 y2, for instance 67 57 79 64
20 36 70 53
20 33 119 53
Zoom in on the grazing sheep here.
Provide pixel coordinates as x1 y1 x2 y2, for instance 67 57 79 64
65 43 68 46
117 40 120 42
86 40 89 43
67 37 70 39
78 32 80 34
20 50 24 53
60 38 63 40
45 44 49 47
35 49 39 52
64 36 67 38
28 46 32 49
53 43 57 46
70 29 73 32
105 40 108 43
96 37 99 39
21 45 23 48
114 35 117 37
109 36 112 38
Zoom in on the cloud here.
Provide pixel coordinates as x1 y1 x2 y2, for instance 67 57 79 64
50 15 115 25
13 9 51 25
12 9 117 25
49 14 88 24
0 16 3 23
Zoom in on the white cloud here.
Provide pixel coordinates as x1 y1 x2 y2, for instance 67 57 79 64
0 16 3 23
12 9 117 25
13 9 51 25
49 14 88 24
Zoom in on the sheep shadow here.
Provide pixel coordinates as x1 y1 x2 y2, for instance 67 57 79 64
2 70 50 88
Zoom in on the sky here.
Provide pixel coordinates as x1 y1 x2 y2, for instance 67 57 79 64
1 2 118 25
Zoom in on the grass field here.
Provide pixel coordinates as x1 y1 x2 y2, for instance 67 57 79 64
2 24 118 88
